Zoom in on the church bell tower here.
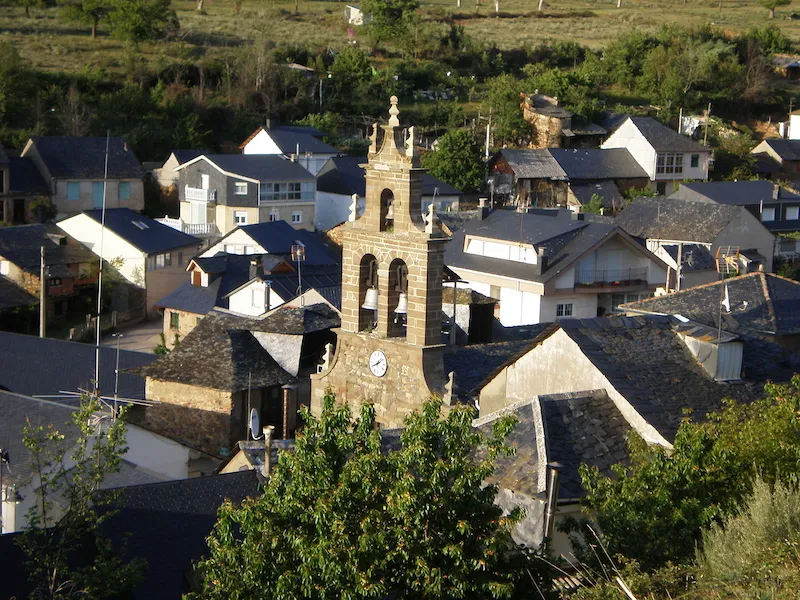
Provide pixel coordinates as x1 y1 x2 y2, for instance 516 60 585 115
311 97 448 427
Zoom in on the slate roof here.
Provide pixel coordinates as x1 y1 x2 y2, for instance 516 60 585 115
616 196 744 243
569 180 623 209
477 391 630 501
620 272 800 336
497 148 647 181
26 136 145 179
756 139 800 161
555 315 799 441
0 223 96 275
316 156 462 197
215 221 340 265
0 390 79 487
671 180 800 207
135 310 298 391
156 278 224 314
184 154 315 182
8 156 49 195
264 265 342 310
445 210 641 284
248 302 340 335
662 243 716 272
0 276 38 309
170 149 205 165
80 208 200 255
628 116 708 153
264 128 340 155
753 152 782 174
103 471 260 600
0 330 155 399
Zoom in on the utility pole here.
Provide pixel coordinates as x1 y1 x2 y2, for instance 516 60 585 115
39 246 45 338
703 102 712 147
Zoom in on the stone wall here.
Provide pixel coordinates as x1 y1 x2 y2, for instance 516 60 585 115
143 378 234 456
311 331 446 428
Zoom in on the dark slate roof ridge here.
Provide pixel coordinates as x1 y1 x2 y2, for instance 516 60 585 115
28 136 145 179
472 396 536 427
80 208 200 254
190 154 316 182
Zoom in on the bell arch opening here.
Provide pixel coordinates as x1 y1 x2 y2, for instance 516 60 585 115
388 258 408 338
359 254 379 332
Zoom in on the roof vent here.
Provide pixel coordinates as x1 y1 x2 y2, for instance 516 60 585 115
132 221 149 230
675 323 743 382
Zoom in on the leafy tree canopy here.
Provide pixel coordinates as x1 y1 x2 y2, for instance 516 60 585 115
761 0 792 18
421 129 485 194
190 393 550 599
361 0 420 47
578 376 800 570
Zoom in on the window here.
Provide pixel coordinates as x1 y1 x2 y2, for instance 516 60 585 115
655 153 684 175
787 206 799 221
234 182 248 195
92 182 104 208
251 289 261 308
155 253 171 268
269 210 280 222
690 154 700 168
195 316 204 326
50 277 62 286
170 311 180 330
234 211 248 225
78 262 91 279
611 293 626 309
656 182 667 195
762 207 776 222
259 181 314 202
67 182 80 201
0 261 8 276
556 302 573 318
118 182 131 201
291 211 302 224
177 251 183 266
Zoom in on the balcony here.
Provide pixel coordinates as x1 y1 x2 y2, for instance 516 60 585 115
575 267 649 288
185 186 217 203
157 217 219 237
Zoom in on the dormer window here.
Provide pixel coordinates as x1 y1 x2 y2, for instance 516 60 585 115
464 236 537 264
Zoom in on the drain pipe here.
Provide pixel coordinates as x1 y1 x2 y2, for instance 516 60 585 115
263 425 275 478
544 462 562 539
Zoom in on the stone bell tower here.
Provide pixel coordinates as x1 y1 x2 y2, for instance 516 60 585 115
311 97 448 428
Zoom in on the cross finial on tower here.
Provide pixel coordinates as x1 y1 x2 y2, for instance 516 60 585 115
388 96 400 126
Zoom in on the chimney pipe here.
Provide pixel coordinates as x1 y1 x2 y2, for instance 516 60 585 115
478 197 490 220
281 384 296 439
249 258 264 281
544 462 562 539
265 118 272 130
264 280 271 313
263 425 275 478
774 184 781 200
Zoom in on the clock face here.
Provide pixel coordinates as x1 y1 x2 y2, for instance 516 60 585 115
369 350 388 377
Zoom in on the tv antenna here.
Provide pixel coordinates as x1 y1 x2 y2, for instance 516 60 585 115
292 242 306 306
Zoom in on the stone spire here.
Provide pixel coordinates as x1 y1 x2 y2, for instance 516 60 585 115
388 95 400 126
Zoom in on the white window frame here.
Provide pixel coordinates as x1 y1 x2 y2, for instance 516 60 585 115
761 207 776 222
0 260 9 276
269 210 280 222
556 302 573 318
251 288 261 308
655 153 684 175
234 211 248 225
291 211 302 224
234 182 248 195
786 206 799 221
155 253 171 269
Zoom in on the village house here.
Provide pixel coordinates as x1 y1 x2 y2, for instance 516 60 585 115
443 208 668 326
151 149 205 189
136 304 339 456
0 223 98 323
0 278 37 332
57 208 201 316
20 136 145 218
520 93 607 149
315 155 463 231
600 116 710 195
669 180 800 235
239 122 340 176
0 144 51 225
490 147 648 211
172 154 317 236
620 272 800 351
616 195 775 289
751 138 800 181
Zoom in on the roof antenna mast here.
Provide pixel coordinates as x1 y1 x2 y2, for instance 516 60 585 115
94 132 110 408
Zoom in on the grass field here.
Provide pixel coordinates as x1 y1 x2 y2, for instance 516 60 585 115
0 0 796 76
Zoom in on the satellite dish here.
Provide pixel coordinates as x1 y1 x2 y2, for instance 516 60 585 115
249 408 261 440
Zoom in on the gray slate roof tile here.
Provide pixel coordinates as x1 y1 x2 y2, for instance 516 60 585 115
28 136 145 179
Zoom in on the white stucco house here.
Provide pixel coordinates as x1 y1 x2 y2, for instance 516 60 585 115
444 208 668 326
239 123 340 176
601 116 710 195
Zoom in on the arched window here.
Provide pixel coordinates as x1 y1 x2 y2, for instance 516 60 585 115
359 254 379 332
387 258 408 338
380 189 394 232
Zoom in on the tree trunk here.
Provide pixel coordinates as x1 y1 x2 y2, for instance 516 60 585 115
25 5 30 17
538 0 544 12
91 16 98 39
770 7 775 18
196 0 204 12
617 0 621 7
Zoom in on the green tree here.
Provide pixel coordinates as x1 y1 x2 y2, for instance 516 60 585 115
581 193 605 214
421 130 485 194
360 0 420 47
59 0 111 39
484 74 527 146
107 0 178 42
761 0 792 18
17 395 144 598
0 41 26 123
579 376 800 570
189 393 549 599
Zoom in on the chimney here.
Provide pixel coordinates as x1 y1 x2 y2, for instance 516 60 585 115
774 184 781 200
249 258 264 281
535 247 549 274
262 425 275 478
478 197 490 220
544 462 562 539
265 117 272 130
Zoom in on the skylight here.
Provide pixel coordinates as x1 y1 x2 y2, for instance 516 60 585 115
132 221 150 230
